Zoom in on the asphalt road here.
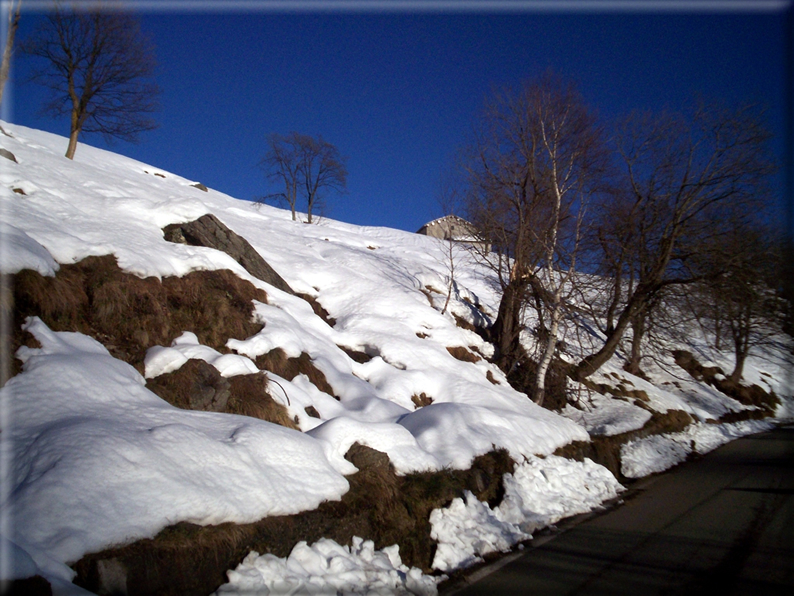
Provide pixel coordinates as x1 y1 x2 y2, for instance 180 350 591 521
444 424 794 596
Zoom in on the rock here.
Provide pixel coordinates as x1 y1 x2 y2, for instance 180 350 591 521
190 182 208 192
163 214 294 294
0 148 18 163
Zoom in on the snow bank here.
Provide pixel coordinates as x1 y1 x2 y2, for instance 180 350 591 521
1 318 349 584
621 420 776 478
215 537 439 596
496 455 624 532
430 455 623 572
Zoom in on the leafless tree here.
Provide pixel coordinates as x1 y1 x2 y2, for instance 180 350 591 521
20 0 159 159
0 0 21 106
691 223 786 382
260 132 347 224
461 73 607 406
260 132 302 221
571 105 776 381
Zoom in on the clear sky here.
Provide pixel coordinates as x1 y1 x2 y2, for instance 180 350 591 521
6 0 792 234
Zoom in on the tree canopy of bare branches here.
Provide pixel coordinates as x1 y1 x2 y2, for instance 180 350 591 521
21 1 159 159
572 104 776 380
461 73 607 405
260 132 347 224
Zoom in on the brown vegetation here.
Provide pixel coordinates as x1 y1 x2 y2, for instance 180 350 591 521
255 348 337 399
296 292 336 327
411 392 434 408
555 408 693 480
7 255 267 379
73 446 515 596
446 346 481 363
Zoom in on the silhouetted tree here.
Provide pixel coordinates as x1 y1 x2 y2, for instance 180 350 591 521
461 73 607 406
572 105 775 381
21 1 159 159
261 132 347 224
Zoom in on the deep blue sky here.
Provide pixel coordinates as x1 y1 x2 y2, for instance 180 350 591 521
6 1 792 234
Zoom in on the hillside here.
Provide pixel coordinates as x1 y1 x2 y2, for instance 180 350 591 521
1 122 791 596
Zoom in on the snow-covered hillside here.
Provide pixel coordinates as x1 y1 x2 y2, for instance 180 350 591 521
1 122 791 595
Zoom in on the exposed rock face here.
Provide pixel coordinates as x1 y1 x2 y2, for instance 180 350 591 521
0 147 18 162
163 214 294 294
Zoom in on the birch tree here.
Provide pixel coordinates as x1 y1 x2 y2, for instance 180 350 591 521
462 73 606 406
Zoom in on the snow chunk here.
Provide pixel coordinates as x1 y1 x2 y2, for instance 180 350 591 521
215 537 439 596
307 416 442 475
399 402 588 469
429 491 530 572
496 455 623 533
144 331 259 378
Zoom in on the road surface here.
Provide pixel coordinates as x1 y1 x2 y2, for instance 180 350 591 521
445 424 794 595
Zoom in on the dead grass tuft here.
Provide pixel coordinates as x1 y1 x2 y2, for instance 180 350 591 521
338 345 374 364
255 348 337 399
296 293 336 327
227 372 299 430
411 392 433 408
446 346 481 363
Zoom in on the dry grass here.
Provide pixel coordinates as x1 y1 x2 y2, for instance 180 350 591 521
255 348 337 399
555 408 694 479
411 392 434 408
227 372 299 430
446 346 481 363
296 292 336 327
338 345 374 364
8 256 267 376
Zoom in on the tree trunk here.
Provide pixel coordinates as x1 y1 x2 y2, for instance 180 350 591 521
533 301 562 406
624 311 645 375
571 288 649 380
492 276 529 373
729 350 746 384
65 127 80 160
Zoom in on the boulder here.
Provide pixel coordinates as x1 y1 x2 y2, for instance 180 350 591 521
163 214 293 294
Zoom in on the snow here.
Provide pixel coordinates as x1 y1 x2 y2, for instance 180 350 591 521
215 537 439 596
3 317 349 585
1 121 791 592
621 419 776 478
429 455 624 572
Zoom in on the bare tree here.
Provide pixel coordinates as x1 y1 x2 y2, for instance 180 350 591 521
260 132 302 221
0 0 21 105
260 132 347 224
20 0 159 159
693 223 785 383
298 134 347 224
571 105 775 381
461 73 607 406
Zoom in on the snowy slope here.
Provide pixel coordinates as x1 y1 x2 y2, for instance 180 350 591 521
1 122 790 594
